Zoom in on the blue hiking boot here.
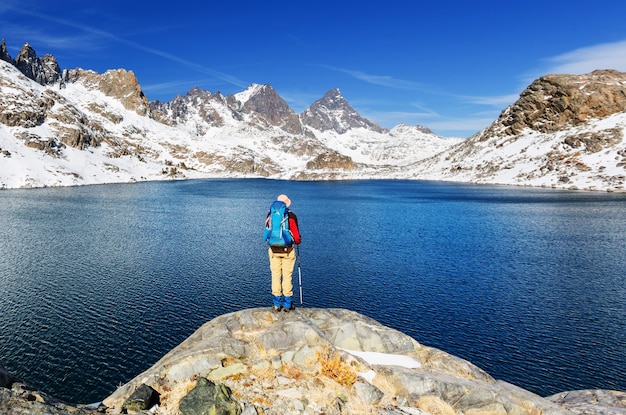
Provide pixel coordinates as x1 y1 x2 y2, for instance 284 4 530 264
273 296 283 312
283 297 295 312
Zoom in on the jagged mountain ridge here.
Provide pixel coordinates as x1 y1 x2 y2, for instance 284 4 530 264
1 39 625 191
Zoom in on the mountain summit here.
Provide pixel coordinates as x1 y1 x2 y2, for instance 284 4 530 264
235 84 303 135
301 88 385 134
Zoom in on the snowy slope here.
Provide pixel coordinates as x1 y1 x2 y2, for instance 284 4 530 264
406 112 626 191
309 124 462 166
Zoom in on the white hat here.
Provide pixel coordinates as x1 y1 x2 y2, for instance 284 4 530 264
277 194 291 207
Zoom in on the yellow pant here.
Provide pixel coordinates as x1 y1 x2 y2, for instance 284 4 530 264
269 247 296 297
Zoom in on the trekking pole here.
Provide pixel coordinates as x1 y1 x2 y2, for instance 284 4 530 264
296 245 303 305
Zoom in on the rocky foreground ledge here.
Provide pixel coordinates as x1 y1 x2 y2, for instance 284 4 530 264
1 308 625 415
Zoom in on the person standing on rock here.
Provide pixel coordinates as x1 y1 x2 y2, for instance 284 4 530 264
264 194 301 312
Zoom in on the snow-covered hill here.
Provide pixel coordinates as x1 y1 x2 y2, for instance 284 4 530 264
404 70 626 191
1 41 625 192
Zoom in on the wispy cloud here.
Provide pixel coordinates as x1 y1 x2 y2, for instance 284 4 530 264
120 43 249 89
462 93 520 107
407 102 440 117
323 65 424 90
142 79 224 95
2 25 104 52
425 117 494 135
0 0 22 12
2 5 249 89
360 107 492 136
366 110 438 123
543 39 626 75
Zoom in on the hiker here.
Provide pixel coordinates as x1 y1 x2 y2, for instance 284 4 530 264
264 194 301 312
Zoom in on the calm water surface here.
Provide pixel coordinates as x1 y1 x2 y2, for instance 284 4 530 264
0 179 624 403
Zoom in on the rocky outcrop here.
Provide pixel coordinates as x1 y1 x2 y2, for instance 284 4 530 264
102 308 576 415
1 38 13 64
66 68 150 116
14 42 64 85
1 362 100 414
0 82 51 128
483 70 626 138
301 88 387 134
305 151 356 171
547 390 626 415
0 383 101 415
562 127 624 154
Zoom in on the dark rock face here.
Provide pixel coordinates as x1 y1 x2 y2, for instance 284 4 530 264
179 377 241 415
240 84 303 135
0 89 51 128
0 362 16 388
1 38 13 63
122 383 160 412
563 128 623 153
14 43 63 85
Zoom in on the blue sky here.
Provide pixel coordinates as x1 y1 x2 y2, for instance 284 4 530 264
2 0 626 138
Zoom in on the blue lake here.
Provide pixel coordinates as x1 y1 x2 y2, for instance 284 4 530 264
0 179 625 404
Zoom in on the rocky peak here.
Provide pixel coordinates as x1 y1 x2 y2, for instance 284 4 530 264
67 68 150 116
0 38 13 64
14 43 36 72
185 86 224 103
235 84 302 134
148 83 391 139
301 88 386 134
483 69 626 138
14 42 62 85
152 87 231 127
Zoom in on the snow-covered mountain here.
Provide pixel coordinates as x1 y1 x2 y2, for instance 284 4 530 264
403 70 626 191
1 40 625 192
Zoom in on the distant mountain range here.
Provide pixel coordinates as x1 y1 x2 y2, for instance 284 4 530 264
1 39 625 191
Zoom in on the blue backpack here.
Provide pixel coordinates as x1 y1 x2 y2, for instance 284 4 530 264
264 200 294 247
